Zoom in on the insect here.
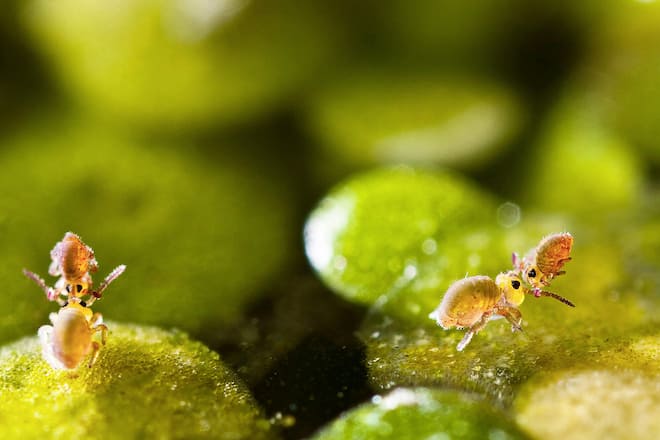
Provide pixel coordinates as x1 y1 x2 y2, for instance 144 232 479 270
429 233 575 351
24 232 126 369
513 232 573 296
23 232 125 306
38 301 108 369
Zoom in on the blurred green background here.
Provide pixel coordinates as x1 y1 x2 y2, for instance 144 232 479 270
1 0 659 439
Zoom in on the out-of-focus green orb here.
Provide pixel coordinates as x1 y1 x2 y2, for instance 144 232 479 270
519 96 642 217
588 1 660 164
305 68 524 172
23 0 342 131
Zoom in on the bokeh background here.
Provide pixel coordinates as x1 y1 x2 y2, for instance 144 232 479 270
1 1 659 439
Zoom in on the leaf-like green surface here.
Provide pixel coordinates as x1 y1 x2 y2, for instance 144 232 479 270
515 367 660 440
306 69 523 170
304 167 504 311
304 167 569 324
0 323 276 440
23 0 343 130
360 226 658 407
312 387 529 440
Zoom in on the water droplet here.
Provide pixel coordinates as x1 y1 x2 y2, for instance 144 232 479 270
497 202 521 228
333 255 347 272
427 434 450 440
407 303 421 314
422 238 438 255
404 264 418 279
468 253 481 268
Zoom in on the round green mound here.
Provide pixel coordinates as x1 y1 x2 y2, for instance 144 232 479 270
0 323 276 439
306 69 523 170
304 167 499 307
312 387 528 440
304 166 553 323
520 94 642 217
515 368 660 440
22 0 341 130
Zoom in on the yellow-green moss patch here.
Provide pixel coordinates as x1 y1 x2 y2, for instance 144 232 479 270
515 368 660 440
312 387 528 440
0 322 276 439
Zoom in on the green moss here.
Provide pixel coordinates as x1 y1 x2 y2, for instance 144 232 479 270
22 0 342 130
359 224 656 407
304 167 510 315
306 68 523 171
0 115 294 344
514 366 660 440
520 95 642 216
312 387 529 440
0 323 276 439
303 167 582 326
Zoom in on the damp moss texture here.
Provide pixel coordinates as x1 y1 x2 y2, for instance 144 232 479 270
0 323 276 440
305 165 659 438
2 0 660 439
304 167 567 322
312 387 528 440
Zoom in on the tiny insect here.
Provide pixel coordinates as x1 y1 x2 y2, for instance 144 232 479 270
513 232 573 296
429 233 575 351
38 301 108 369
24 232 126 369
23 232 125 306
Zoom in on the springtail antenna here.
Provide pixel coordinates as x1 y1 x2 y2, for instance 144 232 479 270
535 289 575 307
91 265 127 299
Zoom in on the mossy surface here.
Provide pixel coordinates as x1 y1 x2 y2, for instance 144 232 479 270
312 387 529 440
515 367 660 440
306 69 522 171
0 323 276 439
304 167 504 313
22 0 342 130
303 167 575 324
358 221 657 407
0 116 294 344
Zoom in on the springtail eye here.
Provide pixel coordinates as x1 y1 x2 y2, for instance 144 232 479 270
65 285 71 293
528 269 536 278
76 284 83 293
80 300 87 307
511 280 521 289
